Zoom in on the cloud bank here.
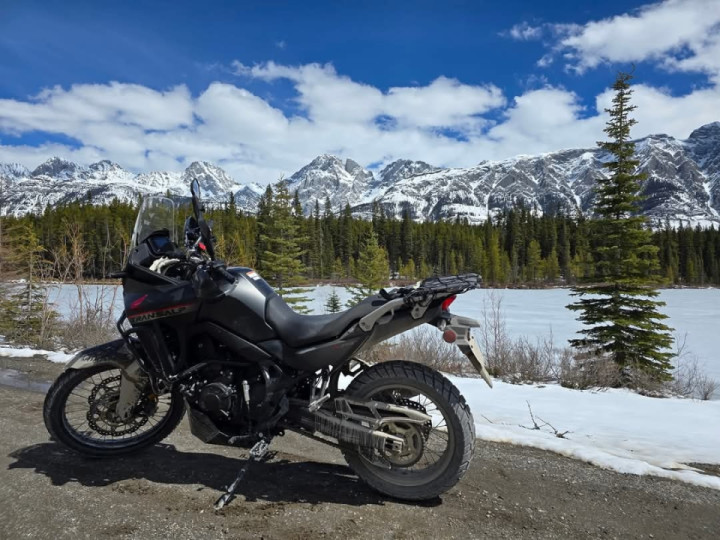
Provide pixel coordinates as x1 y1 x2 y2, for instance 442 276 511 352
0 1 718 182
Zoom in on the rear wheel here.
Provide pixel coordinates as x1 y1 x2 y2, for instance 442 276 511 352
43 365 185 457
342 361 475 500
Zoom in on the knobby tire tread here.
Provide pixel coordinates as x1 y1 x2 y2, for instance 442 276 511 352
342 360 476 500
43 366 185 458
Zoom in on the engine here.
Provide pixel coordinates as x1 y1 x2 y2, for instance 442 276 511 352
198 381 236 415
182 361 288 427
184 366 243 421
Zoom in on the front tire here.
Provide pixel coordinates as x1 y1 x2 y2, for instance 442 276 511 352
43 365 185 457
342 361 475 500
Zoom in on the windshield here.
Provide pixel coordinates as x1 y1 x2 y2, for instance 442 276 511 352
131 197 177 248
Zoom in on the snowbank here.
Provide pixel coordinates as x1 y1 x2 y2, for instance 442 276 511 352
0 346 75 364
452 376 720 490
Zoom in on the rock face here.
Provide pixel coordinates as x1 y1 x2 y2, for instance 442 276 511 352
1 122 719 225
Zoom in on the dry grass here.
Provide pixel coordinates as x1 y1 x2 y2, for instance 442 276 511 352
54 284 119 350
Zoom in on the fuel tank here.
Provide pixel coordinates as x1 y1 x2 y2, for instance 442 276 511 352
196 267 277 341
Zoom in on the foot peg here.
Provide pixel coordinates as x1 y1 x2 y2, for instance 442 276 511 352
214 437 271 510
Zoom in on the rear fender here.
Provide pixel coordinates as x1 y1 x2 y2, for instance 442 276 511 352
443 315 493 388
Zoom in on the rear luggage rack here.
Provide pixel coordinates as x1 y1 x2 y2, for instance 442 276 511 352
359 273 481 331
379 273 480 303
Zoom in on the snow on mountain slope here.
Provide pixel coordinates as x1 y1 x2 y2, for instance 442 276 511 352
1 122 719 225
0 159 247 216
286 154 376 213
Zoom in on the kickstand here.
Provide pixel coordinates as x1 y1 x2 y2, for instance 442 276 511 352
214 437 271 510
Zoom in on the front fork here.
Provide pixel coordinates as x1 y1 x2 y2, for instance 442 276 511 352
115 361 148 420
436 314 493 388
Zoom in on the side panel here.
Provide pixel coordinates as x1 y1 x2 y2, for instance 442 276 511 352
259 336 368 371
124 277 199 324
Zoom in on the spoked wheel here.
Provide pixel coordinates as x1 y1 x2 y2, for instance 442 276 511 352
43 365 185 457
342 361 476 500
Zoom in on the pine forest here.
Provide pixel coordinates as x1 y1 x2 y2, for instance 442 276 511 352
1 192 719 288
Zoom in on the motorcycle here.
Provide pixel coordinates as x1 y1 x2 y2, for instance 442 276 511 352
43 179 492 508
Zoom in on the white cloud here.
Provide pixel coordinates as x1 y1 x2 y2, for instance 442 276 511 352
544 0 720 77
507 22 544 41
233 61 505 130
0 60 718 182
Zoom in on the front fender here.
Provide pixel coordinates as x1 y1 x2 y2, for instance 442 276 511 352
66 339 136 371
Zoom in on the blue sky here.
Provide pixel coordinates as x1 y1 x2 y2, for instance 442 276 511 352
1 0 718 182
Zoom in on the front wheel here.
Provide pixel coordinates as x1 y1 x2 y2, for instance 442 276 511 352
43 364 185 457
342 361 476 500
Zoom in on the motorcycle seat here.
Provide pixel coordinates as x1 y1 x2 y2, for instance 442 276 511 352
265 293 387 348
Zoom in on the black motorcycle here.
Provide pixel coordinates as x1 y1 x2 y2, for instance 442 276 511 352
43 179 492 507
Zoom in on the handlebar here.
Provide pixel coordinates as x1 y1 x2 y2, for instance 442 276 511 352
212 263 237 284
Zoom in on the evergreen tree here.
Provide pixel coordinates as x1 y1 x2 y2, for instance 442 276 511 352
256 180 311 313
346 231 390 307
324 288 342 313
0 222 57 346
568 71 673 383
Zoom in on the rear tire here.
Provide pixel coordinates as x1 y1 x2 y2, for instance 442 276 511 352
341 361 475 500
43 365 185 458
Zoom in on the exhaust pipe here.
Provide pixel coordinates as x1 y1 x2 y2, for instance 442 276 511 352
290 407 404 451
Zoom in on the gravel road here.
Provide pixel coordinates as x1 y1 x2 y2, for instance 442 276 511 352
0 356 719 539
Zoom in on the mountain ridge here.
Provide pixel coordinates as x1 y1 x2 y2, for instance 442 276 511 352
1 122 719 226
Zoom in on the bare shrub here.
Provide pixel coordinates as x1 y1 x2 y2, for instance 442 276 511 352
478 292 555 383
500 335 556 383
670 338 719 400
556 351 622 389
56 302 118 349
53 282 119 350
697 378 719 401
51 221 120 350
362 327 469 375
478 291 514 375
361 340 396 364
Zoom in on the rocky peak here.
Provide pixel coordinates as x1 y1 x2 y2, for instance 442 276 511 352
688 121 720 142
379 159 438 185
0 162 30 180
32 157 79 179
182 161 237 199
88 160 123 173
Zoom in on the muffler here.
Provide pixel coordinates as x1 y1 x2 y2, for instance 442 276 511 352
289 398 432 451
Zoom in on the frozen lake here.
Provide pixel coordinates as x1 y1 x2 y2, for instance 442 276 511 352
48 284 720 382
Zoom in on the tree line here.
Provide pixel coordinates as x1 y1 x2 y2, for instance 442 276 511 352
1 195 719 288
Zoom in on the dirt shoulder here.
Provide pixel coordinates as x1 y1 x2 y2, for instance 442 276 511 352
0 357 719 539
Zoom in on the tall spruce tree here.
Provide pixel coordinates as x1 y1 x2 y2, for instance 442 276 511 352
345 230 390 307
256 180 311 313
568 71 673 382
0 222 57 346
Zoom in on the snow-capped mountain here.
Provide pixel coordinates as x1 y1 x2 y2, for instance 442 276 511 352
286 155 377 213
1 122 719 226
0 160 253 217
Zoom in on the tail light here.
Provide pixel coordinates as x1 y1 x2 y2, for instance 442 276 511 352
441 295 456 312
443 329 457 343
